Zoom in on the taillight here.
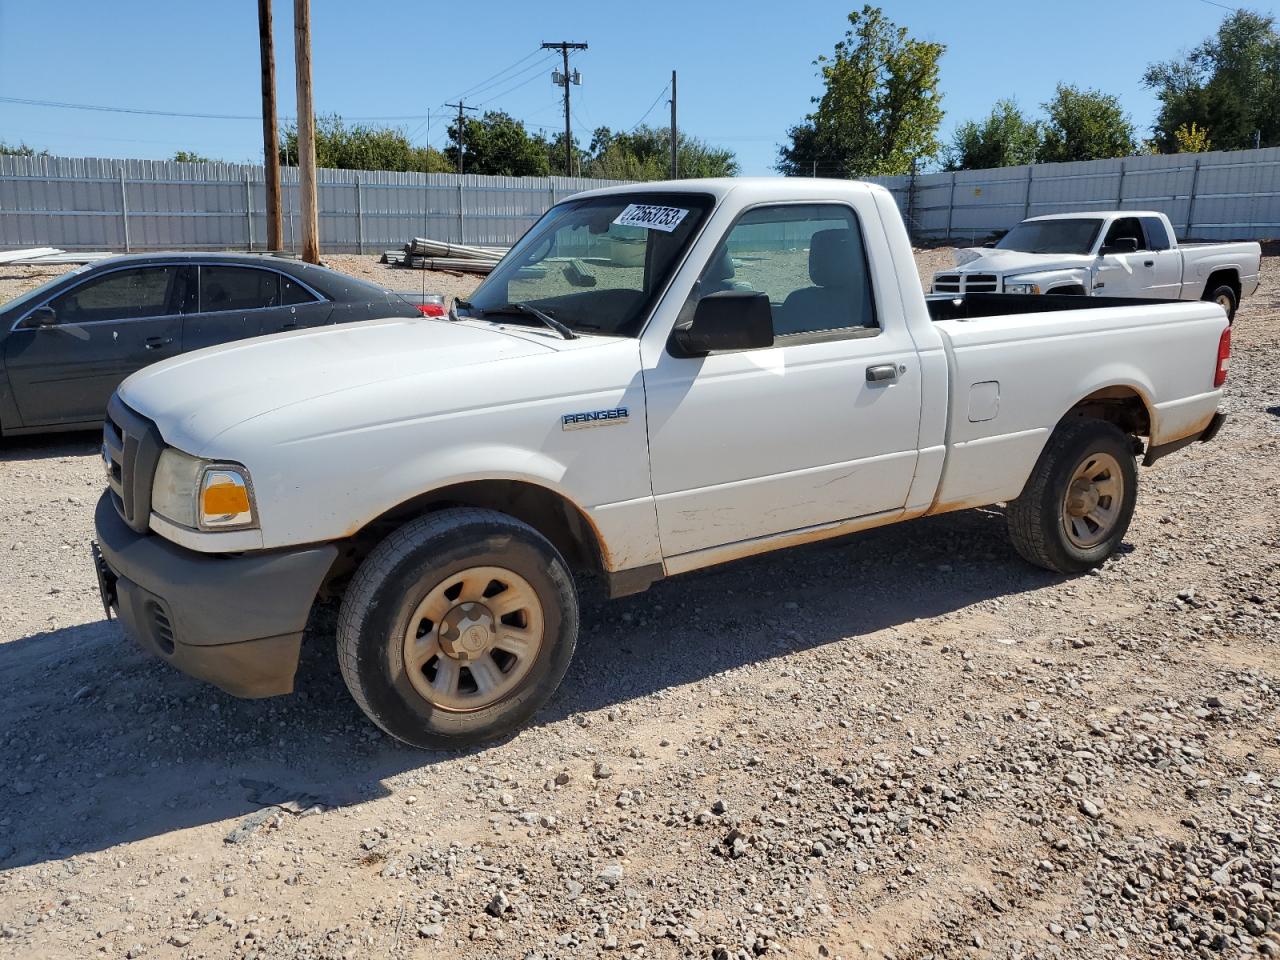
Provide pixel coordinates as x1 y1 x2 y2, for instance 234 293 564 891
415 303 446 317
1214 327 1231 387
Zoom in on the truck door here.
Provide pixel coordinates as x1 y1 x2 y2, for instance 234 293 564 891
1094 216 1154 298
1139 216 1182 299
3 264 185 426
642 202 923 559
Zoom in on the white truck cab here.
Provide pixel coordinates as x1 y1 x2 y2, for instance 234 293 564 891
933 210 1261 320
93 179 1231 748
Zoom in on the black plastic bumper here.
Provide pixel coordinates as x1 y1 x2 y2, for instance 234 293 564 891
93 492 338 698
1143 411 1227 466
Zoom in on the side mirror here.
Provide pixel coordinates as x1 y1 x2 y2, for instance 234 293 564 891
1101 237 1139 255
20 305 58 329
670 291 773 357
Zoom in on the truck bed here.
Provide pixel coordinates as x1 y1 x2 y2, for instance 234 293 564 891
925 292 1165 322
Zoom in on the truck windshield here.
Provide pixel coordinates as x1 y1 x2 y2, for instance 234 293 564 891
462 192 713 337
996 219 1103 255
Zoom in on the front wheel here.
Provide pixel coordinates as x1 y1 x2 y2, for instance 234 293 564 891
337 508 578 749
1006 418 1138 574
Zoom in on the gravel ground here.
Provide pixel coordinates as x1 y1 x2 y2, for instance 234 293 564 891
1 250 1277 960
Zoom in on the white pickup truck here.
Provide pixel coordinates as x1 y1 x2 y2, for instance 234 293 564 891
932 210 1261 320
92 179 1231 748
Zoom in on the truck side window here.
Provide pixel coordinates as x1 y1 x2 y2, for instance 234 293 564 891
688 203 877 340
1140 217 1171 251
1103 217 1147 251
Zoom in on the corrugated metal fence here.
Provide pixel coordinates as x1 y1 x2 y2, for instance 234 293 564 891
867 146 1280 243
2 147 1277 252
0 154 624 253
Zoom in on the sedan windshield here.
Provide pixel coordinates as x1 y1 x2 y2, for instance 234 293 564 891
463 192 714 337
996 219 1103 255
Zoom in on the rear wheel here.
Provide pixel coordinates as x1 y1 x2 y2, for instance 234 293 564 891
1203 283 1238 323
1007 418 1138 574
337 508 578 749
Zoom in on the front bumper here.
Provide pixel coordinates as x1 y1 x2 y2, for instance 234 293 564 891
93 492 338 698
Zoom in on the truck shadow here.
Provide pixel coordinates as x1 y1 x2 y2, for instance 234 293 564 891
0 505 1062 871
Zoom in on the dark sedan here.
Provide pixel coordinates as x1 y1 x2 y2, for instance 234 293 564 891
0 253 442 435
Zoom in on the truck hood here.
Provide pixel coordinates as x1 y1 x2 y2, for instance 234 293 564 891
946 248 1096 276
119 316 564 454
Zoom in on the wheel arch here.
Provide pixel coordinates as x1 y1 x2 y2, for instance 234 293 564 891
1202 267 1241 300
1061 383 1154 441
324 473 610 598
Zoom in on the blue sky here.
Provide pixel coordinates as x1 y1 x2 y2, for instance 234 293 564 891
0 0 1272 175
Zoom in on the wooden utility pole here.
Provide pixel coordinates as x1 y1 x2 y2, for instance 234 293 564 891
257 0 283 252
445 100 478 176
669 70 678 179
293 0 320 263
542 41 587 175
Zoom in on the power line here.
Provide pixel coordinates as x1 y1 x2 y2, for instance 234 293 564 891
629 84 670 133
437 48 548 106
0 94 432 122
474 55 559 107
1191 0 1238 10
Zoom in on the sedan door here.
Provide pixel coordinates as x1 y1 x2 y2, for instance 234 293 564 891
3 264 186 427
182 265 333 351
643 202 923 560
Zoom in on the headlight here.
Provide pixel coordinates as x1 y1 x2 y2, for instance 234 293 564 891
1004 281 1041 295
151 449 258 531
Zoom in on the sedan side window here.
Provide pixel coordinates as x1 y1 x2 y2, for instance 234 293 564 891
686 203 877 339
46 266 179 324
200 266 280 312
280 275 319 305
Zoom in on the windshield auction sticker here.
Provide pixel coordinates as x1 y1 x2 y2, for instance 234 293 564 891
612 204 689 233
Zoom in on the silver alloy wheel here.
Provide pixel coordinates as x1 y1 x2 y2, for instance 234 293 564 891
1061 451 1124 549
401 565 544 713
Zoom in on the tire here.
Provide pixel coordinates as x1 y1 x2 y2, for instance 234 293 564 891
1006 417 1138 574
337 508 578 749
1203 283 1238 323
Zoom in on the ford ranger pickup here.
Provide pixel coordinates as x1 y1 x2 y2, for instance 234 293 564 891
92 179 1231 748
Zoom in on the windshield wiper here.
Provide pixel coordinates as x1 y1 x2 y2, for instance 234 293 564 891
474 302 579 340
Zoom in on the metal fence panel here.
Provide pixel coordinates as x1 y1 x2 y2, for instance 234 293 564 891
0 154 625 253
869 146 1280 243
3 148 1278 253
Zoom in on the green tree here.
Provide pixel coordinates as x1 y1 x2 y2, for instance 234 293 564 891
542 130 591 177
0 141 47 157
444 111 548 177
777 4 945 177
586 126 739 180
945 99 1041 170
1038 84 1136 163
172 150 211 163
279 114 452 172
1144 9 1280 152
1174 121 1213 153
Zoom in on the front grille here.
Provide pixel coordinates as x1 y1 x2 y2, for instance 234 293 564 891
104 394 165 534
933 273 1000 294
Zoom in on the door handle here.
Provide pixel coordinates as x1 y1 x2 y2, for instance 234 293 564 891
145 336 174 350
280 322 298 331
1143 260 1154 267
866 364 899 383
